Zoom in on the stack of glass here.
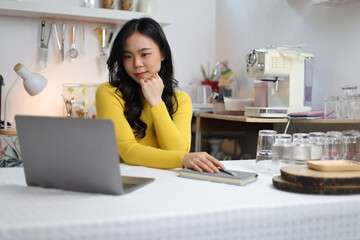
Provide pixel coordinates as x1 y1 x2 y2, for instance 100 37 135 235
324 85 360 119
255 129 360 175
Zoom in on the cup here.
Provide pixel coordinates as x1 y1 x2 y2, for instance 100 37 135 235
82 0 95 8
272 134 293 175
337 95 352 119
292 133 311 163
137 0 157 14
338 86 357 119
324 96 338 119
309 132 325 160
351 94 360 119
256 130 277 174
342 130 360 161
323 131 343 160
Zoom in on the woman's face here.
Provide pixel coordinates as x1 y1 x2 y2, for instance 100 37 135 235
123 32 164 84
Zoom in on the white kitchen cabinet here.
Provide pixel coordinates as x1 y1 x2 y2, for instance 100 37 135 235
0 0 170 26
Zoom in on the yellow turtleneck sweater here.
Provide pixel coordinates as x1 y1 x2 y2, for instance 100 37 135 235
95 82 192 169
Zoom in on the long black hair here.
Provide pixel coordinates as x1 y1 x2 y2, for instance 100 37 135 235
107 17 178 139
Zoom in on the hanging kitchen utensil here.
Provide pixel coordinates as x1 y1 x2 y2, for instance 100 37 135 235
67 26 79 62
80 23 86 55
100 25 108 71
52 22 62 60
94 26 108 71
61 23 65 61
39 20 48 68
107 24 116 48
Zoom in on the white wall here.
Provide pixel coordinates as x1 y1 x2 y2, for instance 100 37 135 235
3 0 358 127
0 0 216 126
216 0 360 110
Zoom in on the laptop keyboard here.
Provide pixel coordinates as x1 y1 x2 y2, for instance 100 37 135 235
123 182 138 189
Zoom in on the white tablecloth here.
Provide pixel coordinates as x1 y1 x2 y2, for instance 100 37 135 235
0 160 360 240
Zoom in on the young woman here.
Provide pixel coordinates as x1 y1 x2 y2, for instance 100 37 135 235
96 17 224 173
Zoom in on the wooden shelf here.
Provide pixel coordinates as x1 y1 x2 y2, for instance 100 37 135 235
0 0 170 26
198 113 360 124
198 113 289 123
290 118 360 124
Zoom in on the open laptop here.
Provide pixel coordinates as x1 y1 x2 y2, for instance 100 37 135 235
15 115 154 195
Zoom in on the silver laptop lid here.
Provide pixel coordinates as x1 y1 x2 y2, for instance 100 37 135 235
15 115 125 195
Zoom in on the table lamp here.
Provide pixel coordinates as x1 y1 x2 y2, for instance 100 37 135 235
3 63 47 131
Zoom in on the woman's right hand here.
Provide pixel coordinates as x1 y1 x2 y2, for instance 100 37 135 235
182 152 225 173
140 73 164 107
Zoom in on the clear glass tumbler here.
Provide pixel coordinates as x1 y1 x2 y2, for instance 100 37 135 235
272 134 293 175
292 133 311 163
324 96 338 119
342 130 360 161
309 132 325 160
256 130 277 174
351 94 360 119
338 86 358 119
323 131 343 160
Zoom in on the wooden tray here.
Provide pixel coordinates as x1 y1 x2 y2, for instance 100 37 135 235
280 165 360 186
307 160 360 172
273 175 360 195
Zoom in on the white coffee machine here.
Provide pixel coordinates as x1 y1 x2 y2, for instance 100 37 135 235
244 46 314 118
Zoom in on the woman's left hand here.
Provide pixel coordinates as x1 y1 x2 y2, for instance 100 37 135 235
140 73 164 107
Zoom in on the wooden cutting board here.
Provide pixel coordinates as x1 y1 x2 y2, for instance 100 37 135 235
307 160 360 172
280 165 360 186
273 175 360 195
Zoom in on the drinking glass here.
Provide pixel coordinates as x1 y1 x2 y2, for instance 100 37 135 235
256 130 277 174
338 86 357 119
292 133 311 163
324 96 338 119
309 132 325 160
342 130 360 161
351 94 360 119
323 131 343 160
272 134 293 175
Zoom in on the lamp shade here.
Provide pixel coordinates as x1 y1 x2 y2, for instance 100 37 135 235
3 63 47 130
14 63 47 96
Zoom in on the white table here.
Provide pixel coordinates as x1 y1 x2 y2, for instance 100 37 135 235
0 160 360 240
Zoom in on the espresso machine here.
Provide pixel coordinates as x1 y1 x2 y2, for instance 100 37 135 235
244 46 314 118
